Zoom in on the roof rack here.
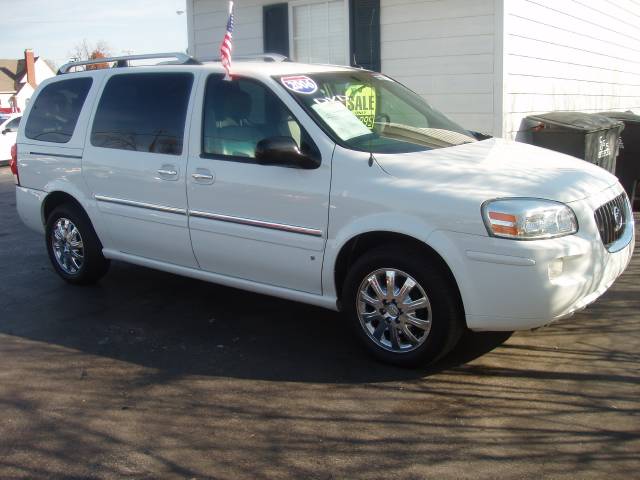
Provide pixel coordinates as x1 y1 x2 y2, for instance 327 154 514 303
57 52 199 74
202 53 288 63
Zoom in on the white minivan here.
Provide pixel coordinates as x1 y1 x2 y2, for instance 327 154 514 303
12 53 635 366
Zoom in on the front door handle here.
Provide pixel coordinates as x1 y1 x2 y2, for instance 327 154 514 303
192 168 215 184
157 164 179 181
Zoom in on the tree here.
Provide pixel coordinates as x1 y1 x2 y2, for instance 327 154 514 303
86 51 109 70
69 39 111 70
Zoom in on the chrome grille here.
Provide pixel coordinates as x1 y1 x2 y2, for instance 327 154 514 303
594 193 628 248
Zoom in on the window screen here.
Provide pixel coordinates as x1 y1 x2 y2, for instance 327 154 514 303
292 0 346 64
91 73 193 155
25 78 92 143
202 75 318 161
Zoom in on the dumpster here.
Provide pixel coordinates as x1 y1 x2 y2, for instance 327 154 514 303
599 111 640 208
519 112 624 174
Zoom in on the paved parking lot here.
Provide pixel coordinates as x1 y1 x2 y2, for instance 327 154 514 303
1 166 639 479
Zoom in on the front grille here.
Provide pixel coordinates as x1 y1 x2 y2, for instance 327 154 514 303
594 193 628 248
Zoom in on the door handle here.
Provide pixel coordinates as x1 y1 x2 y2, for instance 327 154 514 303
157 164 179 181
191 168 215 185
192 173 213 180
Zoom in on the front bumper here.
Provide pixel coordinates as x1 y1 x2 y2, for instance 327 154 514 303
430 184 635 331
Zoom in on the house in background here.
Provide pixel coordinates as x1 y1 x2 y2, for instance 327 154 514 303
0 49 55 112
186 0 640 139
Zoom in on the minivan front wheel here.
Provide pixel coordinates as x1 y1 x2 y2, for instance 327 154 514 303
46 204 110 284
343 246 463 367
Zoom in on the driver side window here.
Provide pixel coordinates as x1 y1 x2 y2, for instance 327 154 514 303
202 75 316 161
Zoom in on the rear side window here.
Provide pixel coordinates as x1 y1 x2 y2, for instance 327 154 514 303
91 73 193 155
25 78 92 143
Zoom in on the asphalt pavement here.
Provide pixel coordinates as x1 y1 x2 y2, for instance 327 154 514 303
0 166 638 479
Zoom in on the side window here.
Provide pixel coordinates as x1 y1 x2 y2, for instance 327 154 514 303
202 75 318 161
91 73 193 155
5 116 21 131
25 78 92 143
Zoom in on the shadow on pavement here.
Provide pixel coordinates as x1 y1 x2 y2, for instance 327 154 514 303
1 258 513 384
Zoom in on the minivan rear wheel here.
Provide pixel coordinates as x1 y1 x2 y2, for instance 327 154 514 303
342 246 464 367
45 204 109 285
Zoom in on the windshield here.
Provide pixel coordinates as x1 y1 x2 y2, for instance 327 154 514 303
277 71 476 154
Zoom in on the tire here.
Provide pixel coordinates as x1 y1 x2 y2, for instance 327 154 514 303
342 245 464 367
45 203 110 285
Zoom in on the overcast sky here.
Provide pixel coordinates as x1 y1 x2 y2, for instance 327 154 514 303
1 0 188 68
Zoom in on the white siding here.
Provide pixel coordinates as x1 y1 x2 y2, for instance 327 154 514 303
503 0 640 139
188 0 272 59
380 0 500 135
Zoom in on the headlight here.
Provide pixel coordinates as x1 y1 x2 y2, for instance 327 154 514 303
482 198 578 240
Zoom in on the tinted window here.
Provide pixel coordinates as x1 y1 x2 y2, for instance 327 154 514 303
91 73 193 155
25 78 92 143
5 116 21 130
203 75 318 161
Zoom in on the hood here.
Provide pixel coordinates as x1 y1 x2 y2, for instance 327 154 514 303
374 138 618 203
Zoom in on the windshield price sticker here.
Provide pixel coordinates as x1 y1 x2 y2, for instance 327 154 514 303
345 85 377 129
280 75 318 94
311 101 371 141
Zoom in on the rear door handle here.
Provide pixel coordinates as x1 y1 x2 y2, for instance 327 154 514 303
158 169 177 176
192 169 215 184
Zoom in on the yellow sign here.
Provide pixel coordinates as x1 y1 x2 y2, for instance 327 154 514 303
345 85 377 129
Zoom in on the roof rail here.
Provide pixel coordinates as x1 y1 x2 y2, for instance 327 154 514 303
57 52 199 74
202 53 288 63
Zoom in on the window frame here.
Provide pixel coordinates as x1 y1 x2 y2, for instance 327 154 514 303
24 77 93 144
90 71 195 156
200 73 321 166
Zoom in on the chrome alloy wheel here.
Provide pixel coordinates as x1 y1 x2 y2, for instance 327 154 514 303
51 218 84 275
356 268 432 353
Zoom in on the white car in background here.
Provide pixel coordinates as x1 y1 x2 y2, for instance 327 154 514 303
1 114 21 162
11 53 635 367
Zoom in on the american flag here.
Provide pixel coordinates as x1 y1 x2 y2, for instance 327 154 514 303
220 1 234 80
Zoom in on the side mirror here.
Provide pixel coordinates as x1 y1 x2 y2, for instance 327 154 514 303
1 129 9 135
255 136 320 169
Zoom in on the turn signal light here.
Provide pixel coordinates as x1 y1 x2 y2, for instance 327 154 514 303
9 143 19 185
488 211 518 236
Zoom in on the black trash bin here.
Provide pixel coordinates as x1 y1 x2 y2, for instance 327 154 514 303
599 111 640 208
519 112 624 174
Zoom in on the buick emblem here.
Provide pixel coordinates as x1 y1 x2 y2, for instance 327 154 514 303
613 206 624 233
